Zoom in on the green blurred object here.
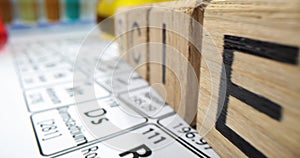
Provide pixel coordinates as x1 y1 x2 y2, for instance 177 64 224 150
65 0 80 21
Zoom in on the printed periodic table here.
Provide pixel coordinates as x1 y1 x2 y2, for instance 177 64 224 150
12 36 220 158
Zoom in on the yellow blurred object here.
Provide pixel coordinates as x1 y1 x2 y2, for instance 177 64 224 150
97 0 173 17
97 0 173 38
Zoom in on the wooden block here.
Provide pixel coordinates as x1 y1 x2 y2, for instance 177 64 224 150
115 6 152 79
126 6 152 79
197 0 300 157
148 1 205 124
115 7 129 57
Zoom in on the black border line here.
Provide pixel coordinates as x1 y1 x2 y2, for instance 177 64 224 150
157 114 212 158
118 86 175 120
13 38 215 158
94 70 149 97
52 123 205 158
30 104 148 156
24 80 111 114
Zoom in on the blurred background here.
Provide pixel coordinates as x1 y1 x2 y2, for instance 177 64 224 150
0 0 98 30
0 0 172 41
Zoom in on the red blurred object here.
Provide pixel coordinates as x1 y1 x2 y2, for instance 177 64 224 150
0 17 8 50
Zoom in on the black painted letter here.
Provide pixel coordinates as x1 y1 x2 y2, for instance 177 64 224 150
119 144 152 158
216 35 299 157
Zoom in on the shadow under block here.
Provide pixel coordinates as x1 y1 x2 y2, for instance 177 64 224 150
148 1 205 125
197 0 300 157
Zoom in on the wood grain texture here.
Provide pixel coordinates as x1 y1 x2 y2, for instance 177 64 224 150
126 6 151 79
115 7 127 57
148 1 205 125
115 6 152 80
115 1 206 125
197 0 300 157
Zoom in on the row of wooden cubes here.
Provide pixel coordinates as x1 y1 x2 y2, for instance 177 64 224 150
116 0 203 126
115 0 300 157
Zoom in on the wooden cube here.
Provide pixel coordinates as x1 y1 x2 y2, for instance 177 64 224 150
148 1 205 124
115 7 129 57
115 6 152 79
197 0 300 157
115 1 205 125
